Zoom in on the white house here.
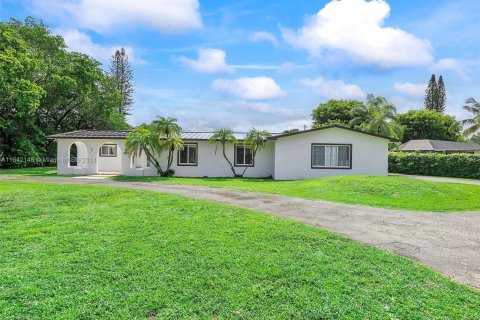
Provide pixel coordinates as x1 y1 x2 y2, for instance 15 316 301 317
47 125 395 180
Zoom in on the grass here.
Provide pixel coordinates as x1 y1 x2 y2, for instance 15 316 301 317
3 167 480 211
111 175 480 212
0 181 478 319
0 166 57 176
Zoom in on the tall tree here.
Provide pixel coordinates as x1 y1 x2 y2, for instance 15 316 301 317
425 74 437 111
0 18 128 168
350 94 403 139
437 76 446 113
424 74 446 113
209 129 239 177
311 99 364 128
397 110 461 142
461 98 480 137
109 48 134 118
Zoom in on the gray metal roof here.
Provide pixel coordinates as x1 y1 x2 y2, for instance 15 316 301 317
398 139 480 151
47 130 256 140
47 125 396 142
47 130 132 139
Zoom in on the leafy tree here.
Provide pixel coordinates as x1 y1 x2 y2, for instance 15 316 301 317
0 18 128 168
209 129 239 177
108 48 134 118
437 76 446 113
0 20 45 165
468 132 480 143
425 74 437 111
240 128 271 176
350 94 403 139
461 98 480 137
125 126 163 175
397 110 461 142
312 99 364 127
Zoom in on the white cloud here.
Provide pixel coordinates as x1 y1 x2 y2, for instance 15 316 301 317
250 31 279 47
212 77 286 100
33 0 201 34
281 0 433 67
394 82 426 97
300 77 365 99
177 48 234 73
55 28 143 64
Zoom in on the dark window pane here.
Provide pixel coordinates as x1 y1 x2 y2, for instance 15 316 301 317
180 148 188 163
188 145 197 164
245 146 253 165
236 146 245 165
338 146 350 167
312 146 325 166
70 144 78 166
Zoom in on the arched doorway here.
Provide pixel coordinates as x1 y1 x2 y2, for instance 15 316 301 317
68 142 88 169
69 143 78 167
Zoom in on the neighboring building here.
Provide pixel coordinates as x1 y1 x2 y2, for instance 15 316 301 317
397 139 480 154
47 125 396 180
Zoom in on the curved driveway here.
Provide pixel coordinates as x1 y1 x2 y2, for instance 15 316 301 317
2 176 480 289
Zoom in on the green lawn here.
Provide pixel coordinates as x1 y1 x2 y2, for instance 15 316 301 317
111 175 480 212
2 167 480 211
0 166 57 176
0 182 478 319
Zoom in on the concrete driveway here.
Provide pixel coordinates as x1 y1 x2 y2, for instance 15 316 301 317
2 176 480 289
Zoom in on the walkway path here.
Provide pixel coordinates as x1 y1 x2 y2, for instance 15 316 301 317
2 176 480 289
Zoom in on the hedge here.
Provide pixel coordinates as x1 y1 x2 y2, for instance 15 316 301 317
389 152 480 179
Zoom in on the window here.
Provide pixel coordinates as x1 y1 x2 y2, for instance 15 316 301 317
99 144 117 157
235 144 253 167
312 144 351 169
178 143 197 166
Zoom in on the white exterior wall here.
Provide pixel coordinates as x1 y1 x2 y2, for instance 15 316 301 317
56 138 125 175
54 128 389 179
123 140 274 178
272 128 389 180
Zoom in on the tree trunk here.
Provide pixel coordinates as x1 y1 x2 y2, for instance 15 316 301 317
145 148 163 175
222 143 237 177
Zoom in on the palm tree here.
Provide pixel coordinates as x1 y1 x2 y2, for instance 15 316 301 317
125 126 164 175
152 116 181 137
151 116 184 176
461 98 480 137
162 135 184 173
241 128 271 176
349 94 403 139
209 128 239 177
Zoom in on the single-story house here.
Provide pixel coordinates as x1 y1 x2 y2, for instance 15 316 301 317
397 139 480 154
47 125 396 180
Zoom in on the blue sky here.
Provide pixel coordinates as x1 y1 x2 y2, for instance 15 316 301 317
2 0 480 132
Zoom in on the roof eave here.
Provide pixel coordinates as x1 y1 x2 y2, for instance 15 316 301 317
269 125 399 142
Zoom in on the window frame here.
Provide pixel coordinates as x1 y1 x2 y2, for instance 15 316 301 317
99 144 117 157
311 143 352 169
234 143 254 167
177 143 198 166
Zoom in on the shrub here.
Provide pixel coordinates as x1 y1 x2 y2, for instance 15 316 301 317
389 152 480 179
